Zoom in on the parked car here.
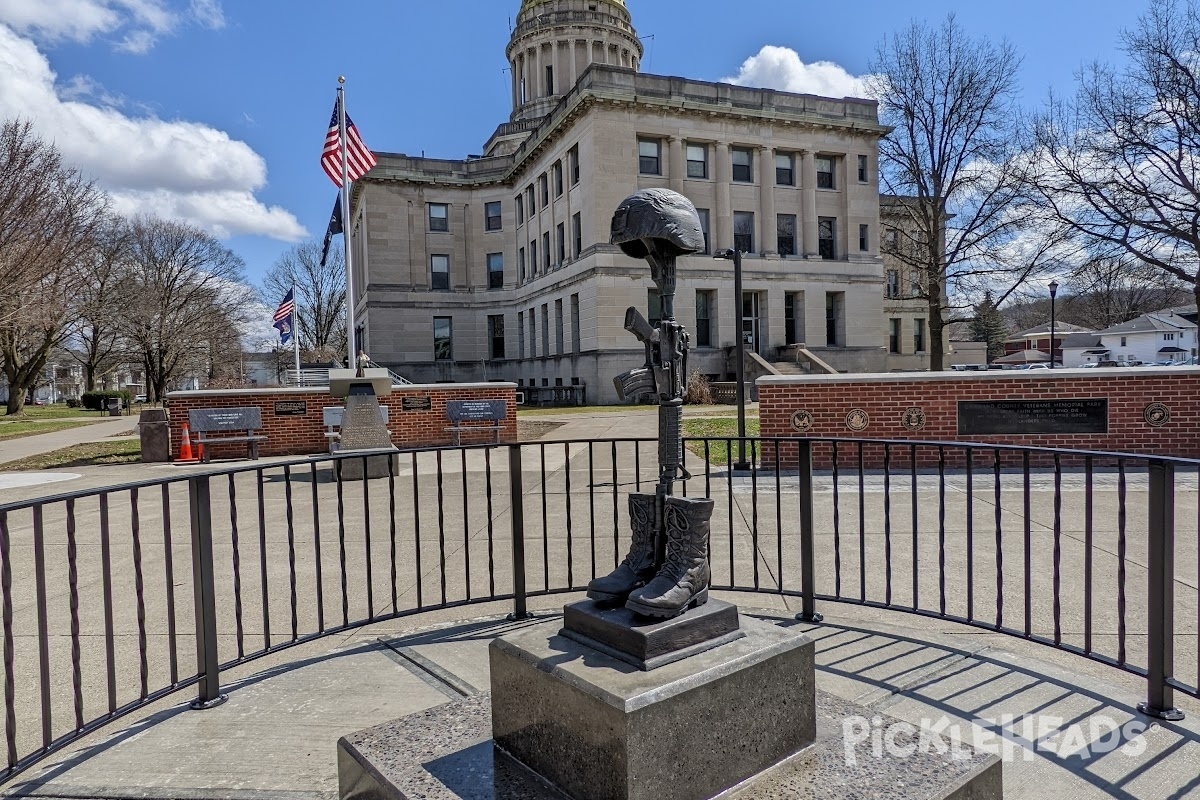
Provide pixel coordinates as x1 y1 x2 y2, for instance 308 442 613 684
1018 363 1051 370
135 394 148 403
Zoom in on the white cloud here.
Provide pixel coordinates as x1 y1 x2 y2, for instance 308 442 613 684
189 0 225 30
0 0 224 52
721 45 871 99
0 22 306 242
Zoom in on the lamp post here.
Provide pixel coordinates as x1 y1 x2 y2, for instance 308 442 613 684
1048 280 1059 369
714 248 750 471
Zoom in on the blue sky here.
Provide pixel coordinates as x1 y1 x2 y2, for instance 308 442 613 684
0 0 1149 292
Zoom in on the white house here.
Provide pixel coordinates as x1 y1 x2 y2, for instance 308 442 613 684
1061 311 1198 366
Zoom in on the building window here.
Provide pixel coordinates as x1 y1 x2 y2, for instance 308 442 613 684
519 247 527 281
539 174 549 206
696 206 710 253
540 304 550 356
732 147 753 182
485 201 502 231
1164 332 1176 341
571 293 581 351
889 318 901 353
557 222 566 264
517 312 525 358
569 145 580 185
1121 336 1127 347
777 214 796 256
487 252 504 289
530 240 538 275
430 254 450 290
488 315 505 359
818 217 836 259
526 185 535 212
816 156 834 189
884 227 898 251
734 211 754 253
572 212 582 257
555 299 564 354
542 231 551 270
428 203 449 232
545 64 554 95
686 143 707 178
775 153 794 186
554 161 564 197
516 194 524 225
826 292 844 347
647 289 662 327
910 271 922 297
914 318 926 353
886 269 899 299
639 138 661 175
859 224 869 252
857 154 868 183
695 290 714 348
529 309 537 358
785 292 804 346
433 317 453 360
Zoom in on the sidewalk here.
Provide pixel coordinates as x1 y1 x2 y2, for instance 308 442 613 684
0 414 139 467
4 597 1197 800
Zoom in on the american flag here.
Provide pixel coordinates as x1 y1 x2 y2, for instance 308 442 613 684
273 289 295 345
321 97 377 186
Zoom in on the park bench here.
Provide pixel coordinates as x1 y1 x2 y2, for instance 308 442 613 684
444 399 507 446
323 405 390 453
188 407 268 463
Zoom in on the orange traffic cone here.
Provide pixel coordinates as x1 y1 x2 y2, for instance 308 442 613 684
176 424 199 463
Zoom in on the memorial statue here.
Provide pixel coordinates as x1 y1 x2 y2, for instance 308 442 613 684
587 189 716 619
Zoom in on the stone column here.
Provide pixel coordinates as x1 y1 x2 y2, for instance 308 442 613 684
571 39 580 87
759 145 776 256
532 45 541 98
801 150 818 258
668 136 684 193
715 142 732 252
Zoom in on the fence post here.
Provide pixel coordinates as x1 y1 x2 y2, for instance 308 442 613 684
796 439 823 623
188 476 227 709
1138 460 1183 721
508 445 529 621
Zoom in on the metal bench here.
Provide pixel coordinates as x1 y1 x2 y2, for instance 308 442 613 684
444 400 507 446
323 405 390 453
188 407 268 463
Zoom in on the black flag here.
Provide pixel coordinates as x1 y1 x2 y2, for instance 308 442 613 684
320 192 344 268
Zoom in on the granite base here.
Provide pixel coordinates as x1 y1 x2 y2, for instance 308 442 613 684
337 692 1001 800
336 449 400 480
490 617 814 800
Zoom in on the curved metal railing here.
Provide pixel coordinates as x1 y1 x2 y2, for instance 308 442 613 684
0 436 1195 783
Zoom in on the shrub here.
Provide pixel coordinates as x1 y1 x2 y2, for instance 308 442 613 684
81 390 132 411
684 370 714 405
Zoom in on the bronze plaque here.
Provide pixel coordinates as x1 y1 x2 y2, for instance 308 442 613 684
958 399 1107 435
273 400 307 417
402 396 432 411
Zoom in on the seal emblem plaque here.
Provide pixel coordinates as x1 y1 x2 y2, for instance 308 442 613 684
845 408 870 432
790 409 814 432
1144 403 1170 427
901 407 926 431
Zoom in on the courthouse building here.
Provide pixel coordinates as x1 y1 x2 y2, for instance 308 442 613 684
350 0 948 401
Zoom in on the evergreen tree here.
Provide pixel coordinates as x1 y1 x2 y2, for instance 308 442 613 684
968 292 1009 362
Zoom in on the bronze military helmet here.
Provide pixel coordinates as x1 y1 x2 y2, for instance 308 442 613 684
610 188 704 260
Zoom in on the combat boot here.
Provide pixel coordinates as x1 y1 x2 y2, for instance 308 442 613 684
586 493 658 604
625 496 714 619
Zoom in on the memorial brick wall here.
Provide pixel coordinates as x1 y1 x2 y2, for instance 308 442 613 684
165 383 518 460
757 368 1200 469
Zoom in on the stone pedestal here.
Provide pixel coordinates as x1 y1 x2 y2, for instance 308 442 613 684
490 617 814 800
336 449 401 480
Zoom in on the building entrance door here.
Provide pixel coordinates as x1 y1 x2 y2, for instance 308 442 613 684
742 292 762 356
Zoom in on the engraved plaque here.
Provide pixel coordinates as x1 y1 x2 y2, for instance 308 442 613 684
273 400 307 417
958 399 1108 435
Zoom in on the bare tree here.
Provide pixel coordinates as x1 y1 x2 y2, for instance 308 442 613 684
0 119 108 413
120 217 255 402
868 16 1030 369
68 214 136 391
261 240 347 361
1028 0 1200 312
1061 252 1190 329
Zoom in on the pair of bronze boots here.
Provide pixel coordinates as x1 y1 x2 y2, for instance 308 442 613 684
587 493 716 619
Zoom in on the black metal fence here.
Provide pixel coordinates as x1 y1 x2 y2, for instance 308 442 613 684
0 436 1196 783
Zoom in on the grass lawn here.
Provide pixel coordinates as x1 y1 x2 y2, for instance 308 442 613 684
517 404 651 416
0 419 97 441
1 405 106 420
682 417 761 466
0 440 141 471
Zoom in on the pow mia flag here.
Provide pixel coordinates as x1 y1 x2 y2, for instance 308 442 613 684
320 192 344 268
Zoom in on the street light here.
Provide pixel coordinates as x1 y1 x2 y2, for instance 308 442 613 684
713 248 750 471
1048 280 1060 369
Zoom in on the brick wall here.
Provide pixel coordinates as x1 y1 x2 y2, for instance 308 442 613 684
757 368 1200 469
164 384 518 460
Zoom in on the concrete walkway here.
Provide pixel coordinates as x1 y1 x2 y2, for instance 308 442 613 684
0 415 139 466
4 598 1196 800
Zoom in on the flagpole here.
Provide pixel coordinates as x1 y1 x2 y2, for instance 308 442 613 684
337 77 357 368
292 283 301 379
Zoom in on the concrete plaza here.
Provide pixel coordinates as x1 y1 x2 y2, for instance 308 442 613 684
0 407 1197 799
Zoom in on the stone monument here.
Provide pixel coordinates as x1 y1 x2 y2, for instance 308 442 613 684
335 191 1002 800
328 354 399 480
